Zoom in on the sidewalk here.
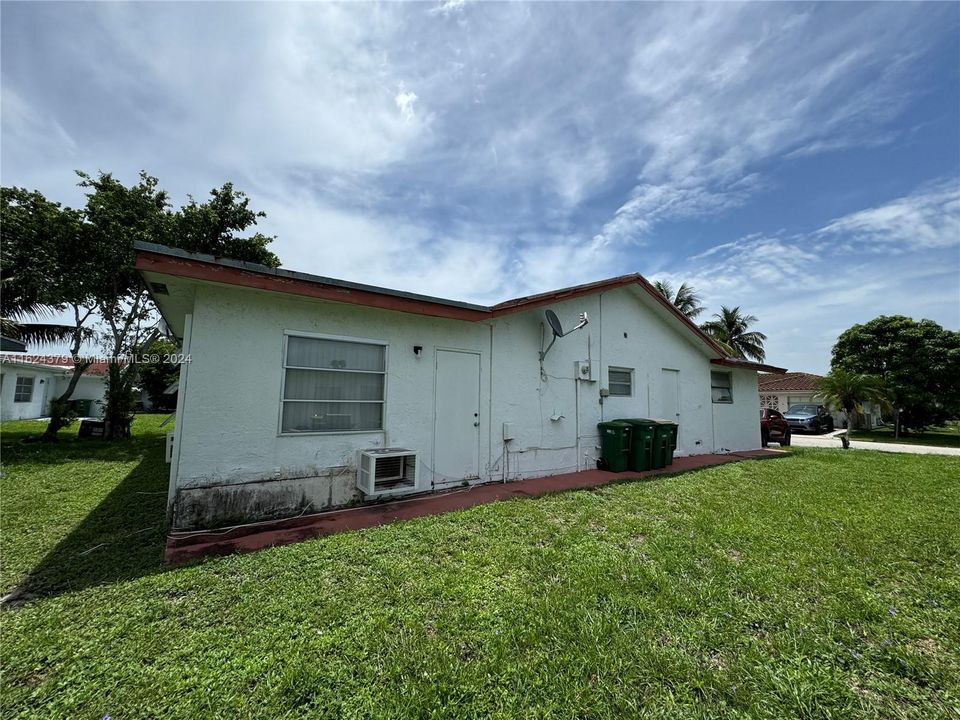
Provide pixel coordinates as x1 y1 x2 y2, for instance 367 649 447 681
791 434 960 456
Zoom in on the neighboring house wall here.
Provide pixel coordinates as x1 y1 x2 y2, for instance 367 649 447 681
0 368 53 420
0 364 107 420
169 283 764 530
59 374 108 416
712 368 761 452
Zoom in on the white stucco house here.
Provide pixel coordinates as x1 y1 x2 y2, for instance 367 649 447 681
758 371 885 428
0 354 108 421
136 242 786 531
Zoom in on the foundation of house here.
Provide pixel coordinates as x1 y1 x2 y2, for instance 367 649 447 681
165 449 786 564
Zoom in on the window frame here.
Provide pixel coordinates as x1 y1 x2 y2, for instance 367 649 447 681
279 331 389 436
710 371 733 404
14 375 34 403
607 366 634 398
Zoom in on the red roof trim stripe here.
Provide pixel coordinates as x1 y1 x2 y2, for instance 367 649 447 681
136 248 735 360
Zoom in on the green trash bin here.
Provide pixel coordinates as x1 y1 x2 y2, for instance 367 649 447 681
652 420 677 467
597 421 632 472
621 419 657 472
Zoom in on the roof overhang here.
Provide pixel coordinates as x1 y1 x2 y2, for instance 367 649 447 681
711 358 787 374
0 336 27 352
134 242 752 362
0 357 69 375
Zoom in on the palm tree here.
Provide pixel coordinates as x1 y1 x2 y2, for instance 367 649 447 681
815 368 891 429
0 279 75 346
653 280 705 320
700 306 767 362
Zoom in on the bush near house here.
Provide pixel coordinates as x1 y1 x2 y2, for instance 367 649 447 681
1 418 958 719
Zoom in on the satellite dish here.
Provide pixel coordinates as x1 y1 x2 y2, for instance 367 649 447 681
545 309 564 338
539 309 589 361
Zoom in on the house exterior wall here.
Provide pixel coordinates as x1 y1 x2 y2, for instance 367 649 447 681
168 283 763 529
0 367 53 420
171 284 491 528
55 375 107 416
711 369 762 452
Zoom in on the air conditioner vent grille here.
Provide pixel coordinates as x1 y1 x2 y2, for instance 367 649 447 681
358 448 419 496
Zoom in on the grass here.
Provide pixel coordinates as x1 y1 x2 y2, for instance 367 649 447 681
2 417 959 719
851 422 960 449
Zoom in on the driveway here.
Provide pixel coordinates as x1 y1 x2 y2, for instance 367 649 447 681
790 433 960 456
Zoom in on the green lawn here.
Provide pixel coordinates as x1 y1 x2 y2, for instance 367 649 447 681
851 422 960 449
2 417 959 719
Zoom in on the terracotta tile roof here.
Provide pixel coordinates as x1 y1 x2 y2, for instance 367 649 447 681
0 353 110 376
758 371 823 392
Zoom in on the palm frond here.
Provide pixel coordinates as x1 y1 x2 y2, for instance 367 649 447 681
6 322 77 346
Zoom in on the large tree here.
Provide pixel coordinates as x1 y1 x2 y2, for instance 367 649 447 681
77 171 169 438
831 315 960 431
700 306 768 362
172 183 280 267
1 187 100 440
0 188 83 345
653 280 704 320
2 171 281 439
75 170 281 438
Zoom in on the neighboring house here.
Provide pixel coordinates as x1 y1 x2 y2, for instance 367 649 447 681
136 242 786 531
0 354 108 421
758 371 884 428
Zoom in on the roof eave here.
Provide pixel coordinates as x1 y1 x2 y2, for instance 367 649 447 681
711 358 787 374
134 242 735 358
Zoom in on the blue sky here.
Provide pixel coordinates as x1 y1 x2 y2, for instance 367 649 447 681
2 1 958 373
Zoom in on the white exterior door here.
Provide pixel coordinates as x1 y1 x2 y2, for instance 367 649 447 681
660 368 680 445
433 350 481 483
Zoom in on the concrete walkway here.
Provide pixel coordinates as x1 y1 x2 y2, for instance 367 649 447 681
791 433 960 456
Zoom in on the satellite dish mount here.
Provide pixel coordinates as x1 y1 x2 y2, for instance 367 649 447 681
540 309 589 361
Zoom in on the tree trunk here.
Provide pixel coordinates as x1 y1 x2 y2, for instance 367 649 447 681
40 304 95 442
41 361 91 441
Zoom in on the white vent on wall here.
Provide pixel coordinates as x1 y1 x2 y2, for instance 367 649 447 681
357 448 419 496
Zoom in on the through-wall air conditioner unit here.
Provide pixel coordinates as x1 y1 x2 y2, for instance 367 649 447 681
575 360 594 381
357 448 419 497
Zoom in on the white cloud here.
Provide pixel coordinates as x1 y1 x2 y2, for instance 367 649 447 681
816 182 960 249
429 0 467 18
584 3 933 244
593 177 764 247
655 181 960 373
394 84 419 123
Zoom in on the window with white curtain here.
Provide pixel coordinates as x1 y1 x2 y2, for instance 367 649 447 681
281 335 386 433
